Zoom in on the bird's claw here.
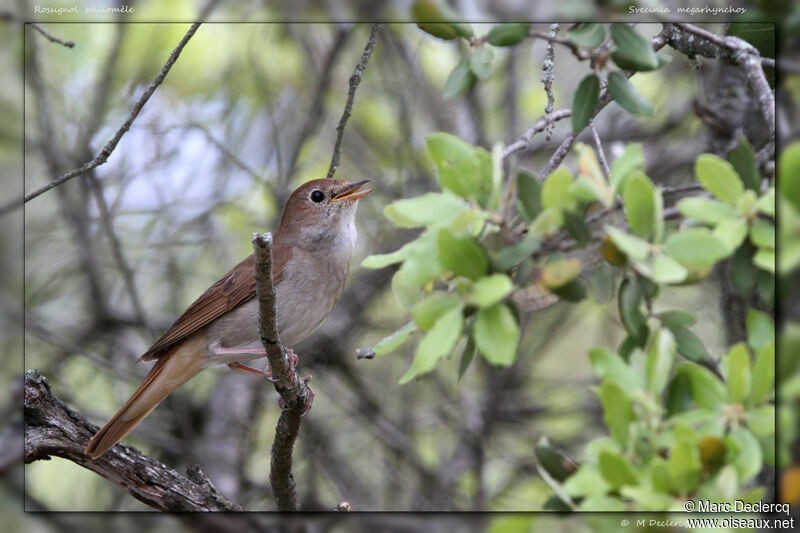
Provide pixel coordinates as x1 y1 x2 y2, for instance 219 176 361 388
275 376 314 417
262 363 278 383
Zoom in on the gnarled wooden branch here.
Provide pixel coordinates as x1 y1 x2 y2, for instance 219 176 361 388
23 370 243 512
252 232 313 512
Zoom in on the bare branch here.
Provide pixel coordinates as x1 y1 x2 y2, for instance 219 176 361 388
326 23 380 180
502 109 571 159
589 121 610 178
283 27 350 186
29 23 74 48
1 22 201 214
541 24 558 141
252 232 314 511
23 370 243 512
666 24 775 162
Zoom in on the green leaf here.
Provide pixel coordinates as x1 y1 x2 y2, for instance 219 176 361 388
675 362 728 409
371 323 417 356
563 464 611 497
756 187 774 217
361 248 409 269
714 216 749 253
457 336 476 382
668 440 701 495
563 211 591 247
426 133 489 203
599 450 639 489
607 71 655 116
725 343 751 404
486 23 530 46
491 236 540 271
652 254 688 284
727 427 762 482
664 228 729 270
516 170 541 222
677 197 739 225
473 304 520 366
668 325 709 362
437 229 488 280
695 154 745 204
467 274 514 308
658 310 697 329
751 341 774 405
568 23 605 49
746 309 774 352
535 441 578 482
753 248 775 273
399 306 463 384
618 277 647 342
610 24 659 71
541 166 575 211
529 207 562 238
747 405 774 437
443 57 476 98
646 328 675 396
666 372 693 416
383 192 467 228
728 136 760 192
606 226 650 262
623 172 658 241
610 51 663 72
779 142 800 211
609 143 644 196
750 219 775 249
412 291 462 331
468 45 494 81
588 347 642 391
598 381 635 448
572 74 600 135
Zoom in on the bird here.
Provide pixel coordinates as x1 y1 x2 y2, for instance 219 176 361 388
84 178 372 459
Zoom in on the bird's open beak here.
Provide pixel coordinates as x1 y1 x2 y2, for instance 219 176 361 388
331 180 372 202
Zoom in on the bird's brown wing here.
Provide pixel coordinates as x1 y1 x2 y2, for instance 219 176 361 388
139 245 290 361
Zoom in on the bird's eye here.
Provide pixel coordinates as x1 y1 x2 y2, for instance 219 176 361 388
310 190 325 203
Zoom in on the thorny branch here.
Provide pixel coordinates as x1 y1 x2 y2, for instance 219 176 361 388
0 22 201 214
326 23 380 180
252 233 314 512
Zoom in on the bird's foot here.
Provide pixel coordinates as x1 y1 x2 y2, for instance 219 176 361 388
276 374 314 417
261 362 279 383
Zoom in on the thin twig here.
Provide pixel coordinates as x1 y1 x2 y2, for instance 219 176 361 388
502 109 571 159
326 23 380 179
283 27 350 186
1 23 201 214
589 121 610 178
29 23 74 48
252 233 313 511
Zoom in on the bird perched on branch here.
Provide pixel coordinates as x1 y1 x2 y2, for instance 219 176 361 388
85 178 372 459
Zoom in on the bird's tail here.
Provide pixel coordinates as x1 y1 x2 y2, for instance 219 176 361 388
84 335 206 459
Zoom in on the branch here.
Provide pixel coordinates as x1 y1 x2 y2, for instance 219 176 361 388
29 23 74 48
23 370 243 512
252 232 313 511
667 23 775 158
326 23 380 179
540 24 558 141
538 25 672 179
0 22 201 214
502 109 571 159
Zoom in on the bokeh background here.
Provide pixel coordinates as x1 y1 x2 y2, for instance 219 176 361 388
1 0 798 530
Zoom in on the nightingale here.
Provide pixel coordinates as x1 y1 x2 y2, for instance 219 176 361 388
84 178 371 459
